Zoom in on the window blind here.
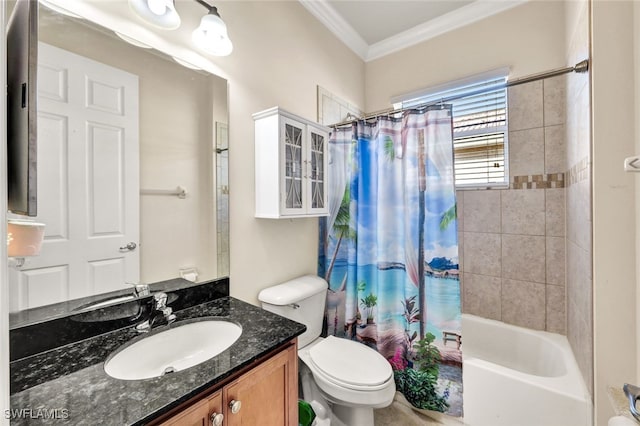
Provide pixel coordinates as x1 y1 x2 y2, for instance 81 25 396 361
402 76 508 187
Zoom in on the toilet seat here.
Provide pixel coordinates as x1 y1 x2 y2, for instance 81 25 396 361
308 336 393 391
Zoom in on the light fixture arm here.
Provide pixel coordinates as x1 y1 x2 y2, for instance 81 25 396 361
193 0 216 13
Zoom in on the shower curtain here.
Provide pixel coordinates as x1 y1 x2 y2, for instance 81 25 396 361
318 106 462 417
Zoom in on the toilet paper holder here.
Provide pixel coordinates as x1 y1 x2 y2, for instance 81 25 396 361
623 383 640 422
179 267 199 283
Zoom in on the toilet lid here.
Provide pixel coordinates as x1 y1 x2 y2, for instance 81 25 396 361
308 336 392 388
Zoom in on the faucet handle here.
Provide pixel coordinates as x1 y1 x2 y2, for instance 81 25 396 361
163 307 177 324
127 282 150 297
153 292 168 308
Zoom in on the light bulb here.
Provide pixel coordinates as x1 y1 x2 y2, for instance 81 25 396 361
147 0 167 16
192 11 233 56
128 0 180 30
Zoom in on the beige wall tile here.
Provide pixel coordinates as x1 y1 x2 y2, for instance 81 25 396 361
575 83 591 164
509 128 545 176
501 279 546 330
456 190 464 232
501 189 545 235
508 81 544 131
567 297 593 395
568 241 592 314
546 236 565 286
502 234 546 283
459 272 464 308
463 232 501 276
567 181 592 252
543 75 566 127
462 273 501 320
545 188 565 237
546 284 566 334
566 239 579 315
458 232 464 271
545 124 566 174
463 190 501 233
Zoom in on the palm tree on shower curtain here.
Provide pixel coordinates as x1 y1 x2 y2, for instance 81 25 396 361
416 130 427 340
324 185 355 284
439 204 457 231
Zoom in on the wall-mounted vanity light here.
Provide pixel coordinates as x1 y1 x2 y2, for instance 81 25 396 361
191 5 233 56
129 0 181 30
127 0 233 56
7 220 45 268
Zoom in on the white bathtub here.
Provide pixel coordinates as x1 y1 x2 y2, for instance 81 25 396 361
462 314 592 426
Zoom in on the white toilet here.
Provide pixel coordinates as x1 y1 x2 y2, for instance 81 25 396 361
258 275 396 426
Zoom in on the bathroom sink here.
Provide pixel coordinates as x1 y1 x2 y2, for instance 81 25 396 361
104 320 242 380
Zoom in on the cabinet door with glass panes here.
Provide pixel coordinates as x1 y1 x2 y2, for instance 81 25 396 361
278 117 328 216
254 107 328 218
305 125 328 216
280 116 306 216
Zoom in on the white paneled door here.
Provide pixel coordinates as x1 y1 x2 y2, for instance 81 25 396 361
9 43 140 311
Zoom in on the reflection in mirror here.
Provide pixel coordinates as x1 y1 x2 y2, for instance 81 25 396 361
8 4 229 315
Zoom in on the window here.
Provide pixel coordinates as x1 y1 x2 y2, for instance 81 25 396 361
396 71 508 188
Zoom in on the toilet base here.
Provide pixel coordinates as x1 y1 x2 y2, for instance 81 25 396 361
331 404 374 426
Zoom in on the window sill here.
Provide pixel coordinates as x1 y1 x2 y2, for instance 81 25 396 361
455 182 510 191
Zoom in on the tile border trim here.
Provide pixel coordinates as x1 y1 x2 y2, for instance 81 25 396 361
510 173 565 189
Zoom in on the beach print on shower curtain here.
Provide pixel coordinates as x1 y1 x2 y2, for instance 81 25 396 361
319 106 462 417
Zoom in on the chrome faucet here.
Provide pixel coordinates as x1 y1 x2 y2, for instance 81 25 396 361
624 383 640 422
127 282 150 298
135 292 177 333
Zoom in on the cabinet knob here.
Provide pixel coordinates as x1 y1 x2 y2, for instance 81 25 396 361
210 412 224 426
229 399 242 414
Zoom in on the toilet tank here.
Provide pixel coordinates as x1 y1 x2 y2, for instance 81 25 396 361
258 275 328 349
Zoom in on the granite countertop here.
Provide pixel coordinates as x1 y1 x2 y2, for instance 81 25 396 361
10 297 306 425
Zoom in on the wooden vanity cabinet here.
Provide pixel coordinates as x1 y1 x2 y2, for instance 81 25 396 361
158 391 223 426
156 340 298 426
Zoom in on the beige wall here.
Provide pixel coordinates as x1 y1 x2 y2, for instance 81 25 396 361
209 1 365 303
592 1 638 425
364 1 566 112
636 0 640 397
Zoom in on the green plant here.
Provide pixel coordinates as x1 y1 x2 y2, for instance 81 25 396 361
393 368 449 412
359 292 378 323
401 296 420 355
413 332 441 377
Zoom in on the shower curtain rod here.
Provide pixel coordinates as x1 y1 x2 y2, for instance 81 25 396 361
331 59 590 128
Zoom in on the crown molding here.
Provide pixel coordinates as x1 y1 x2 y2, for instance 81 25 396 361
366 0 529 61
299 0 529 63
298 0 369 60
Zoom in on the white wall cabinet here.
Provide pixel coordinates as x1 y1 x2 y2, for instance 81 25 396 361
254 107 329 218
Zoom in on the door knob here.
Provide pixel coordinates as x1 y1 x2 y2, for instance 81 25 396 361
229 399 241 414
210 412 224 426
119 242 137 252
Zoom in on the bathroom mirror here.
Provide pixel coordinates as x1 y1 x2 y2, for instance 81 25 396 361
7 2 229 317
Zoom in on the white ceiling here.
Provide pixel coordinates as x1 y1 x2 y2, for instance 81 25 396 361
300 0 528 62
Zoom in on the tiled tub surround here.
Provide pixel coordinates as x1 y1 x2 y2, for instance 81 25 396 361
9 286 306 425
460 76 568 334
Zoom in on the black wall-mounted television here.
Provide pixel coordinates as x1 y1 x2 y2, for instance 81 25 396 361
7 0 38 216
